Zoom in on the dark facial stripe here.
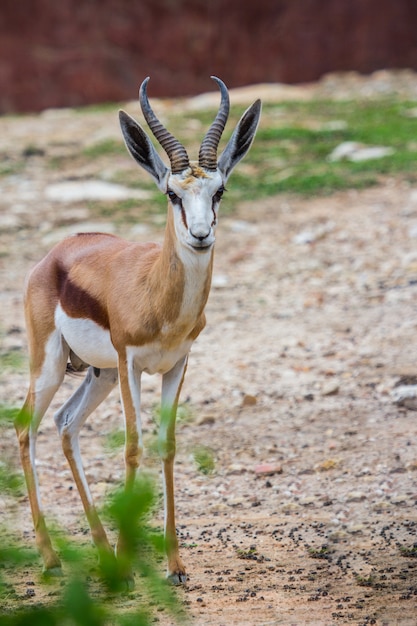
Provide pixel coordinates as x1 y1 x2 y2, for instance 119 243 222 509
180 206 188 230
56 265 109 329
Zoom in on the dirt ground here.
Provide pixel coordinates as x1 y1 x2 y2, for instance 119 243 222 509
1 75 417 624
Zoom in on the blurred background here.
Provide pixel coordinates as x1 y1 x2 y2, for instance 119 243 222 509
1 0 417 113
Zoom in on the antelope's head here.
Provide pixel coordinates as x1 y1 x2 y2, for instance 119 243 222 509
119 77 261 253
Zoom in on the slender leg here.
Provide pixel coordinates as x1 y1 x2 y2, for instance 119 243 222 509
15 330 69 574
116 354 143 577
54 367 118 560
160 355 188 584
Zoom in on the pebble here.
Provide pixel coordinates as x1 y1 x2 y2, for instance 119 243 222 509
281 502 301 513
347 524 366 534
242 394 257 407
372 500 391 512
390 494 410 505
254 463 283 476
391 384 417 410
211 274 229 288
227 463 247 475
346 491 366 502
315 459 339 472
321 381 340 397
299 496 317 507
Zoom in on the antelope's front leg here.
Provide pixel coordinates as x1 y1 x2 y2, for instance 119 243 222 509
117 354 143 580
160 355 188 584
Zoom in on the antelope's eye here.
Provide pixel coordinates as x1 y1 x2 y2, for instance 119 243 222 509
167 189 180 204
213 185 226 203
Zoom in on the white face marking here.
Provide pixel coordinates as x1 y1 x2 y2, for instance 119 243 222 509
55 305 118 369
168 170 223 252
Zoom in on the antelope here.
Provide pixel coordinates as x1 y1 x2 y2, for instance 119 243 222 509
15 77 261 585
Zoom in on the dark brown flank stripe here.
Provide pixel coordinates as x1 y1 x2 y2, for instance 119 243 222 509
56 265 109 329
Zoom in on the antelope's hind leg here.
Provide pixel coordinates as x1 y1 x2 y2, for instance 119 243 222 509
54 366 118 564
16 330 69 575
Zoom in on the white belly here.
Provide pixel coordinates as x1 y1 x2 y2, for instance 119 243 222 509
55 305 192 374
55 305 118 368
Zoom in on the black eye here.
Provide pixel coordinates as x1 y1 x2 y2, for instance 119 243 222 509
213 186 226 204
167 189 180 204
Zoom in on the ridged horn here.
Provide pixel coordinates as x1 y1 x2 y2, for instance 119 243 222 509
139 77 190 174
198 76 230 171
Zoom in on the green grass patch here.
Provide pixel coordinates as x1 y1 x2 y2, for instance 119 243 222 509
0 349 26 371
399 544 417 558
193 445 215 475
105 429 125 451
211 98 417 206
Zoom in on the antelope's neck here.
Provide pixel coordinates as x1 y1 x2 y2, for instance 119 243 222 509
152 214 214 332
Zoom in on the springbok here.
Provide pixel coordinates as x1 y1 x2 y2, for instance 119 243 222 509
16 77 261 584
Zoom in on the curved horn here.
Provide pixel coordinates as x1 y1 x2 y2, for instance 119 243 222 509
198 76 230 171
139 77 190 174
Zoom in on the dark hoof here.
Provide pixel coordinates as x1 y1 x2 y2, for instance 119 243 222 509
167 571 187 585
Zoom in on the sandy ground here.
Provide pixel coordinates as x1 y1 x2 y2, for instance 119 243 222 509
1 76 417 624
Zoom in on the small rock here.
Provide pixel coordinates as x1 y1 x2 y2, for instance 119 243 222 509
347 524 366 534
329 529 349 540
299 496 316 507
391 494 409 505
391 384 417 410
211 274 229 288
227 463 247 475
293 221 334 244
293 230 315 244
198 415 216 426
346 491 366 502
254 463 283 476
372 500 391 512
316 458 339 472
281 502 301 513
242 394 257 407
228 497 245 507
322 381 340 397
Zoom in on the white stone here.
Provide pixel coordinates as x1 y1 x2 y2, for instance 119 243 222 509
391 385 417 410
328 141 394 162
212 274 229 288
45 180 152 203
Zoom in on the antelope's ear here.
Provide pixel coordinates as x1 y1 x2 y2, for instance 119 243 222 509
119 110 169 191
218 100 261 181
218 99 261 181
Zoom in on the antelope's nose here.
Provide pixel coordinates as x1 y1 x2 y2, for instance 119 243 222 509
190 228 210 241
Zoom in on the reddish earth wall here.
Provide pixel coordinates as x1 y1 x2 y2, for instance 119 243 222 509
1 0 417 113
